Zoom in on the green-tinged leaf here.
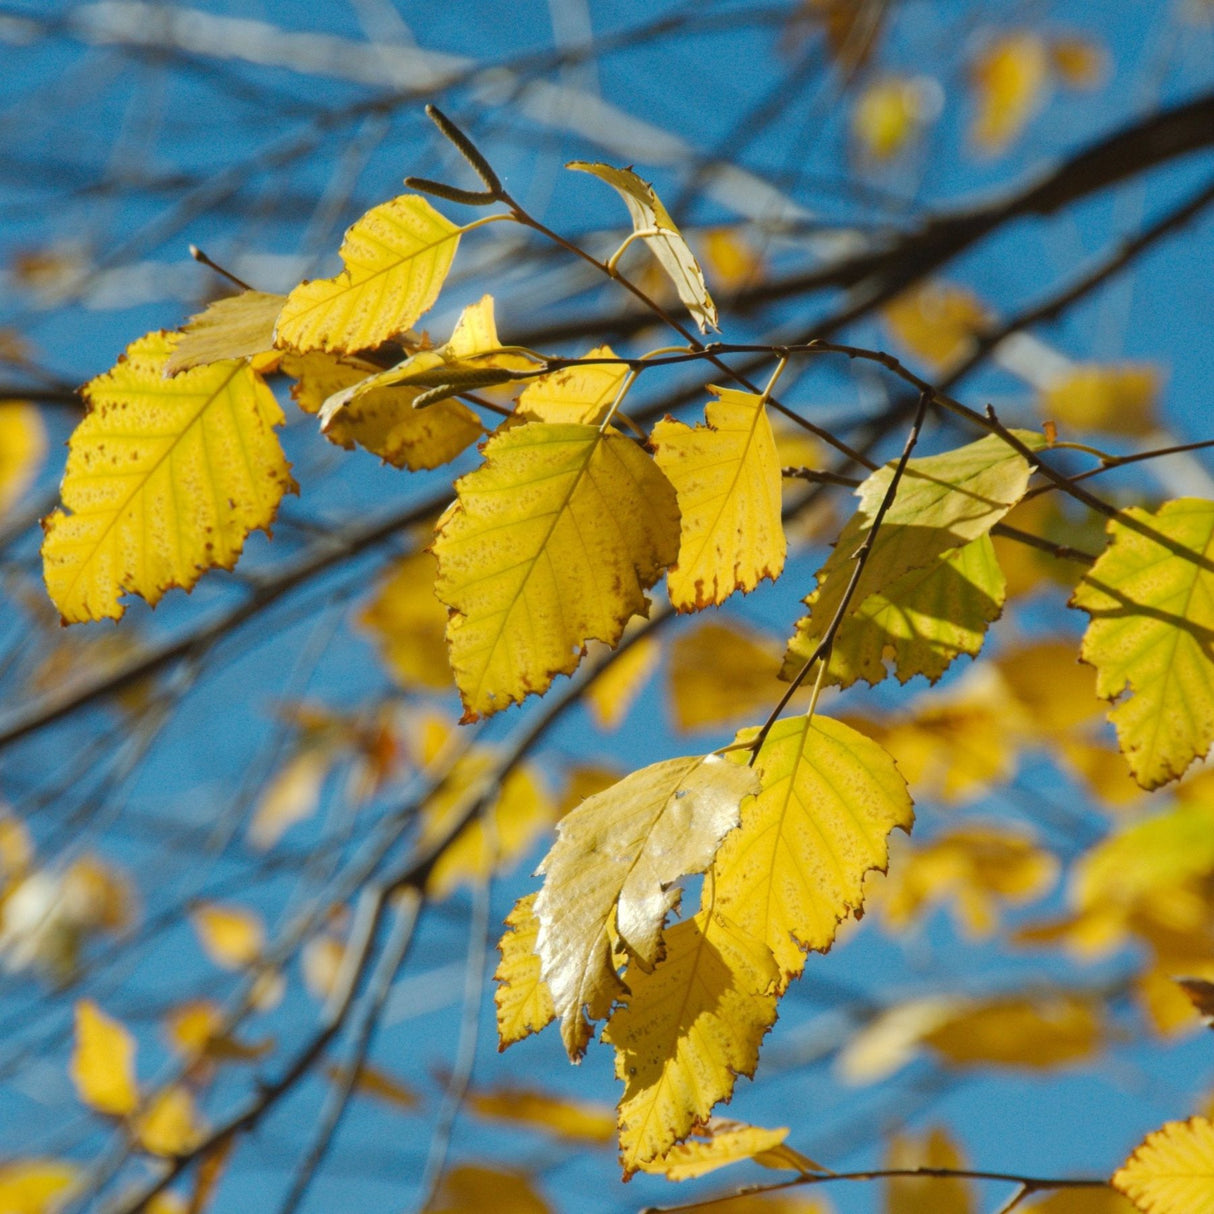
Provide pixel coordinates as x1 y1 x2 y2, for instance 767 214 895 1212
165 290 286 374
713 715 913 990
652 387 785 611
1114 1116 1214 1214
533 754 760 1059
275 194 459 354
41 331 295 623
433 422 680 721
1073 499 1214 788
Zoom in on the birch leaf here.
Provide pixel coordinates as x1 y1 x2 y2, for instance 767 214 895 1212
495 893 556 1050
885 1127 975 1214
883 283 990 373
640 1120 813 1181
604 909 778 1173
517 346 627 425
923 995 1101 1069
433 422 680 721
71 1000 139 1117
275 194 460 354
165 290 286 374
712 715 913 990
41 331 294 624
653 387 785 611
568 162 718 333
1072 499 1214 788
1114 1116 1214 1214
585 633 660 732
533 753 759 1059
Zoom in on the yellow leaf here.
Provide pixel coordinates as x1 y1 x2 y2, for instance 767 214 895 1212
303 929 347 1002
699 229 763 293
280 350 379 415
673 1193 832 1214
836 997 957 1085
329 1062 418 1110
970 32 1050 153
425 1165 551 1214
163 1000 271 1070
851 76 932 161
883 283 990 373
604 908 778 1173
1049 37 1109 89
885 1127 975 1214
136 1086 203 1157
359 549 453 691
713 715 913 990
653 387 785 611
1073 499 1214 788
668 619 787 733
41 331 295 623
248 747 332 850
1040 364 1159 436
517 346 627 425
433 421 680 721
641 1119 809 1181
466 1084 616 1143
165 290 286 374
0 1160 79 1214
0 812 32 882
190 902 264 969
782 433 1041 689
585 633 660 732
1114 1116 1214 1214
994 639 1104 733
495 892 556 1049
1025 1190 1139 1213
923 995 1102 1068
275 194 460 354
0 400 46 520
534 753 760 1059
71 999 139 1117
568 161 718 333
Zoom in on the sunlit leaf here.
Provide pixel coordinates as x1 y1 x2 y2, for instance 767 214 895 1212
923 995 1102 1068
1113 1116 1214 1214
517 346 627 425
605 908 778 1173
712 715 913 990
71 999 139 1117
885 1127 975 1214
970 32 1050 153
568 161 718 333
466 1084 616 1143
1040 364 1159 437
165 290 286 374
668 619 787 733
533 754 760 1059
641 1119 817 1181
495 893 556 1050
883 283 990 373
653 387 785 611
360 549 453 691
994 639 1104 734
275 194 460 354
1073 498 1214 788
0 400 46 520
0 1160 79 1214
42 331 294 623
433 421 680 721
190 902 264 969
136 1086 203 1156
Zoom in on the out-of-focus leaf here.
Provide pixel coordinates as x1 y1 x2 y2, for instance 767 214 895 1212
0 1159 79 1214
883 283 990 372
852 76 934 160
425 1165 551 1214
360 549 453 691
137 1086 203 1156
1049 36 1109 89
71 999 139 1117
1113 1116 1214 1214
969 32 1050 153
0 400 46 520
923 995 1102 1068
668 620 787 733
1040 364 1159 436
248 748 332 850
328 1063 418 1110
584 633 660 732
165 290 285 373
885 1127 974 1214
190 903 264 970
466 1085 616 1143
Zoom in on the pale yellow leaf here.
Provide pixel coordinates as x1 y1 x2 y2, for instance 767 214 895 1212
41 331 294 623
970 32 1051 153
359 549 453 691
248 748 331 849
517 346 627 425
467 1085 616 1142
303 930 347 1003
137 1086 203 1156
605 908 778 1173
0 812 32 882
165 291 286 374
495 892 556 1050
1040 364 1159 437
275 194 460 354
885 1127 975 1214
653 387 785 610
0 1160 79 1214
585 633 660 732
668 619 787 733
640 1120 803 1181
1114 1116 1214 1214
924 995 1102 1068
71 999 139 1117
0 400 46 520
190 903 264 969
534 753 760 1059
836 997 957 1085
568 161 718 333
433 422 680 721
883 283 990 373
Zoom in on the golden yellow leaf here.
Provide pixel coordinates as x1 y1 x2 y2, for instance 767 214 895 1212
970 32 1050 153
275 194 460 354
673 1193 832 1214
924 995 1102 1068
359 549 452 691
1040 364 1159 437
1073 499 1214 788
466 1084 616 1142
165 290 286 374
0 1160 79 1214
0 400 46 520
568 161 718 333
517 346 627 425
0 812 32 882
851 76 932 160
495 892 556 1050
883 283 990 373
534 753 760 1059
641 1119 809 1181
41 331 294 623
605 908 778 1173
433 421 680 721
1024 1189 1138 1213
248 747 332 850
425 1165 551 1214
585 633 660 732
190 902 264 969
136 1086 203 1156
885 1126 974 1214
653 387 785 611
713 715 913 990
1114 1116 1214 1214
699 229 763 293
71 999 139 1117
280 350 379 415
995 639 1104 733
668 619 787 733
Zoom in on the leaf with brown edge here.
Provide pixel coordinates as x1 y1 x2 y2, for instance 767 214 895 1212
604 908 778 1174
1113 1116 1214 1214
712 715 913 991
533 754 759 1060
495 893 556 1051
165 290 286 374
433 422 680 721
653 387 785 611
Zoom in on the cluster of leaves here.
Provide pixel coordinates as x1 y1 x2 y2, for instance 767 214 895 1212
17 98 1214 1214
